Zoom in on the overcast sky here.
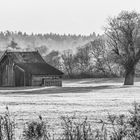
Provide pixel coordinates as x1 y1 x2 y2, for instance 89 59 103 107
0 0 140 35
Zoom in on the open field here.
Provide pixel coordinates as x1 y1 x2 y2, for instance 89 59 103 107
0 78 140 137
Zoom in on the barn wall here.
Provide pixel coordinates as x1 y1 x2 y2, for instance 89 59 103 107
1 64 15 87
0 55 15 86
0 55 8 86
25 73 32 86
14 67 25 87
31 75 62 86
2 65 8 86
31 75 42 86
7 64 15 86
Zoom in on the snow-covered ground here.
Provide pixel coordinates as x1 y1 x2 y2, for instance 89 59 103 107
0 78 140 137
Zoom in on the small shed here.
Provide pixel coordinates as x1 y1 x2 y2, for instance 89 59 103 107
0 51 63 87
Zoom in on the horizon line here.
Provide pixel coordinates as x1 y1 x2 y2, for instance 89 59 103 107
0 30 103 37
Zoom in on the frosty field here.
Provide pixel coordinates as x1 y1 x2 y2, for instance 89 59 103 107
0 78 140 136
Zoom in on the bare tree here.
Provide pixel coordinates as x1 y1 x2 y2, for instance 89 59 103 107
105 11 140 85
74 46 91 74
61 50 76 77
88 37 119 76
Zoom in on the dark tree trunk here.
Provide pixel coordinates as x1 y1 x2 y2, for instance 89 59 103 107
124 65 135 85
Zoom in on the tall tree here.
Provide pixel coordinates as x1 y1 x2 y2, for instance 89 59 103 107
74 46 91 73
89 38 115 76
61 50 75 77
105 11 140 85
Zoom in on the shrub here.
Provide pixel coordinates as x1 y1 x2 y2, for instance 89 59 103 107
105 114 128 140
127 102 140 139
3 103 140 140
23 115 52 140
60 115 108 140
0 106 15 140
59 103 140 140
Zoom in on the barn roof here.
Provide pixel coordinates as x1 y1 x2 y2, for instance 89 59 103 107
6 51 46 63
0 51 64 76
15 63 63 75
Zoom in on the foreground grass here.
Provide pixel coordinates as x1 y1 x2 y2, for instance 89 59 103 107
1 103 140 140
0 78 140 139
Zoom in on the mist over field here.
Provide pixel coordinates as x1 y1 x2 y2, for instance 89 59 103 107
0 31 97 53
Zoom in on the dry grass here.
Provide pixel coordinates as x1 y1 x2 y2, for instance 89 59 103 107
21 103 140 140
0 107 15 140
0 78 140 139
1 103 140 140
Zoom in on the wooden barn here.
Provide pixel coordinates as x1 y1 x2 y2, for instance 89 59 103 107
0 51 63 87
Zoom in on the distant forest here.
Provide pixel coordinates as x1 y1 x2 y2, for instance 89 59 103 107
0 31 97 54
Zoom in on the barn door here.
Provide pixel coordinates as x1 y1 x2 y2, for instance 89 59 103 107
15 67 25 87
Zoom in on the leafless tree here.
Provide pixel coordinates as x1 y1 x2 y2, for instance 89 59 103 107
88 37 119 76
61 50 76 77
105 11 140 85
74 46 91 74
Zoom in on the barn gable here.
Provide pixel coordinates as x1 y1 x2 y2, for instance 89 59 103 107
0 51 46 64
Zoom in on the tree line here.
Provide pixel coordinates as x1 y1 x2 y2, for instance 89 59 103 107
0 31 96 52
44 36 123 79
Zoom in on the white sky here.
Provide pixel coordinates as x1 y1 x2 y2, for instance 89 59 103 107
0 0 140 35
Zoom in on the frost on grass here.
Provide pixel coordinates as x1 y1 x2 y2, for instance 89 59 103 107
0 79 139 139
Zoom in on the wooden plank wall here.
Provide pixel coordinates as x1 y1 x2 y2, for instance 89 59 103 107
0 55 15 86
7 64 15 86
43 79 62 86
32 75 62 87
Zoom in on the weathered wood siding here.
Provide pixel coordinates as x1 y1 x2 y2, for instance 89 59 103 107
7 64 15 86
14 66 25 87
0 55 15 86
31 75 62 86
43 79 62 86
14 66 32 87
